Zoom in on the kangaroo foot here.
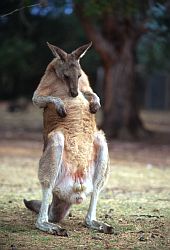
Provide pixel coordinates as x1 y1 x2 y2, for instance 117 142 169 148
35 221 68 236
85 219 114 234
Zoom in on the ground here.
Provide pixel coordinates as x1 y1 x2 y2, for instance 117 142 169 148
0 103 170 250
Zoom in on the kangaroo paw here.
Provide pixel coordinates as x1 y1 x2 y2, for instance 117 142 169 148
35 221 68 237
85 219 114 234
89 101 101 114
56 105 67 118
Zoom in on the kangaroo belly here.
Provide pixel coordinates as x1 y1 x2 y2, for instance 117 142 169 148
43 93 97 204
43 93 97 172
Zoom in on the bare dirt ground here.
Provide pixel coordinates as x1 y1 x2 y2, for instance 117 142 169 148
0 103 170 250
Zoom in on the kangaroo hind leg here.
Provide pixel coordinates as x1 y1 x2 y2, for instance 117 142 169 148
36 131 68 236
85 132 114 234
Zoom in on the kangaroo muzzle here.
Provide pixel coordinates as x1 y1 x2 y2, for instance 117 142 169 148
70 89 78 97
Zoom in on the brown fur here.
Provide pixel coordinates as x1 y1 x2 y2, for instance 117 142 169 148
24 43 113 235
36 58 97 176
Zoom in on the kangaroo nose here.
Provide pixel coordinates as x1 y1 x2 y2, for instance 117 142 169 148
71 91 78 97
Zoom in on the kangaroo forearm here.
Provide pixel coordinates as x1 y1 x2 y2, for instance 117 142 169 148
32 92 62 109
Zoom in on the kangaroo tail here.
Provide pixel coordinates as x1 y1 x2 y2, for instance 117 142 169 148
23 199 41 214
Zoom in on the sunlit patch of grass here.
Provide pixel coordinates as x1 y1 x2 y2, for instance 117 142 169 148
141 110 170 133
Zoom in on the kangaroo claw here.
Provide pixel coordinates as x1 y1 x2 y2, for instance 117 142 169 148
89 102 101 114
57 106 67 117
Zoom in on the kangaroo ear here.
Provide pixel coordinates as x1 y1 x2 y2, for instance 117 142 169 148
72 42 92 60
47 42 67 61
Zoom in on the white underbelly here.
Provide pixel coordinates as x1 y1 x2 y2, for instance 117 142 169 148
53 164 95 204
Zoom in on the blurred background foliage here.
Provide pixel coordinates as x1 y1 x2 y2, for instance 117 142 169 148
138 1 170 73
0 0 93 99
0 0 169 99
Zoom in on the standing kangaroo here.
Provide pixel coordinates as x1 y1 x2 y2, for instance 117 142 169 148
24 42 113 236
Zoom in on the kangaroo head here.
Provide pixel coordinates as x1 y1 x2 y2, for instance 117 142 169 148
47 42 92 97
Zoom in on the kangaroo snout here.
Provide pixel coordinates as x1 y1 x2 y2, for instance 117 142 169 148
70 90 78 98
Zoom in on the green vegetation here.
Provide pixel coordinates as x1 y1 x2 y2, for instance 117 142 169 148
1 0 170 100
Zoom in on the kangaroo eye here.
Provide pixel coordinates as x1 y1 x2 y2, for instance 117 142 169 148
78 74 81 78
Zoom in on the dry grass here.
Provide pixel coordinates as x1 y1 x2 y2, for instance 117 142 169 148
0 103 170 249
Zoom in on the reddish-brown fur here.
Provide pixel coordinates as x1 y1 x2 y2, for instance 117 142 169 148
24 43 113 235
35 58 98 181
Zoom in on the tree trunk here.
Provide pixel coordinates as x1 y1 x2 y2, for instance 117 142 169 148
102 38 144 138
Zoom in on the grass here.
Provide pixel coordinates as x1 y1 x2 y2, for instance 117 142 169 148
0 104 170 249
0 141 170 250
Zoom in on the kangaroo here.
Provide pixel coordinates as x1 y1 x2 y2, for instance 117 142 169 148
24 42 113 236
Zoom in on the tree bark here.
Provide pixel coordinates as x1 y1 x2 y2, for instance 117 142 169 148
102 38 144 137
